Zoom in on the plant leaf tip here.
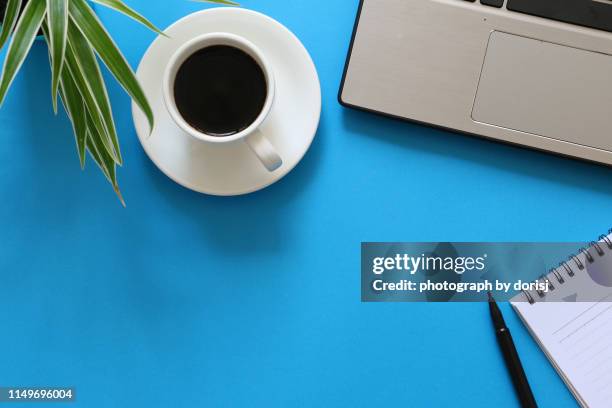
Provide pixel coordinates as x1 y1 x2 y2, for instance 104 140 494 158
114 185 126 207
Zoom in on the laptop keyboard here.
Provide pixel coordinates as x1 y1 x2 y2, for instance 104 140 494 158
462 0 612 33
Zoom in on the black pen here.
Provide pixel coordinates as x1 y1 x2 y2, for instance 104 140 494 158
488 292 538 408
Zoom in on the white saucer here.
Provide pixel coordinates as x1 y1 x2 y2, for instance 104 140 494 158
132 8 321 196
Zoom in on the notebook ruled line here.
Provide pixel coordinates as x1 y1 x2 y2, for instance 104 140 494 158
569 326 612 360
574 343 611 368
584 357 612 378
565 312 612 349
552 294 612 335
558 303 612 343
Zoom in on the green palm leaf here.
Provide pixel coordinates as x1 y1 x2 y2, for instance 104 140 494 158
0 0 22 50
90 0 165 36
85 131 104 177
59 74 87 168
86 129 110 181
84 111 116 185
84 110 124 205
42 20 87 167
68 0 154 132
66 20 121 163
87 117 125 207
63 40 121 164
46 0 69 113
0 0 46 106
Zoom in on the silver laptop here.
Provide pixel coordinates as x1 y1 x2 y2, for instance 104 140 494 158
339 0 612 165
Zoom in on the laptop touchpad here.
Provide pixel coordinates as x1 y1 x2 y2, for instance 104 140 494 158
472 31 612 152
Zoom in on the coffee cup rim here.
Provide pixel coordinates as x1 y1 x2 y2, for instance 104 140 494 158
163 32 276 144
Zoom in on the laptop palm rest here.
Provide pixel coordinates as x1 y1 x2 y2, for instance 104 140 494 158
472 31 612 152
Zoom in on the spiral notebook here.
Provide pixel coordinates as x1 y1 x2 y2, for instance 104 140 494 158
511 230 612 408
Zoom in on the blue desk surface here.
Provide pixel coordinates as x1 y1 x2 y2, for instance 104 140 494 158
1 1 611 406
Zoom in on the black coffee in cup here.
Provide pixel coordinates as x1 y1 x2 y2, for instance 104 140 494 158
173 45 268 137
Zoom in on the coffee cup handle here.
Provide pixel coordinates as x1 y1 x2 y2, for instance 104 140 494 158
245 130 283 172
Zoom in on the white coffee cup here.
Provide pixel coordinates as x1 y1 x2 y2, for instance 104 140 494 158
163 32 282 172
